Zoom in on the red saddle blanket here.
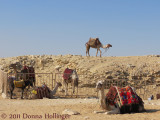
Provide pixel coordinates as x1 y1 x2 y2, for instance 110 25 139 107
106 86 142 107
117 86 140 105
63 68 73 80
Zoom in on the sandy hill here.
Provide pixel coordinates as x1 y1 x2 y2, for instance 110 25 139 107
0 55 160 86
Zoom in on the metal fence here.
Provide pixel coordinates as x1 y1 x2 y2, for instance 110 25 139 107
104 79 160 100
54 73 97 98
1 71 160 100
54 73 160 99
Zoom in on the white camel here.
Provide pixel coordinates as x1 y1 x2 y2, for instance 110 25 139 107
95 80 145 114
63 68 79 96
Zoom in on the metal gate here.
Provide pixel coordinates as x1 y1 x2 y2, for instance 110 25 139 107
54 73 97 98
104 78 160 100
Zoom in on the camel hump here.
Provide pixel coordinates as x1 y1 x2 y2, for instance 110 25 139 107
88 37 101 47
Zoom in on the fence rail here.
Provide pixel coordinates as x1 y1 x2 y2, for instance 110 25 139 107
0 71 159 100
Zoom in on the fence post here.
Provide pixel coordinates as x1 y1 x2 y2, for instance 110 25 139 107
52 73 54 90
54 73 56 87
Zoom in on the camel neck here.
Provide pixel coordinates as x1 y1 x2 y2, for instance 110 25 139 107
51 84 59 96
101 44 105 48
98 88 107 110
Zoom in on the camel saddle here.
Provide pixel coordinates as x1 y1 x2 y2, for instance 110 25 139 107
88 38 101 47
63 68 73 80
14 80 25 88
106 86 143 107
35 85 51 99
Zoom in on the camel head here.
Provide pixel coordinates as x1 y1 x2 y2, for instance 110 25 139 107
56 82 62 87
103 44 112 49
96 80 105 91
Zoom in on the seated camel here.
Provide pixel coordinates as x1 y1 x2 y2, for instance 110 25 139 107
95 80 145 114
29 82 62 99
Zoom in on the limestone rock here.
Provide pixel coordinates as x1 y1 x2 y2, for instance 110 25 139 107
62 109 80 115
105 75 113 79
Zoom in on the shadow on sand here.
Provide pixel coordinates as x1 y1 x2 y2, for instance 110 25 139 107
145 109 160 113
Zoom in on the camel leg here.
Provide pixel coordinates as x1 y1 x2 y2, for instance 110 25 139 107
76 86 78 98
72 81 75 94
33 77 36 87
104 108 120 114
104 105 120 114
99 49 102 57
62 80 65 91
9 81 14 99
86 45 90 56
10 90 13 99
21 89 24 99
64 82 68 96
73 85 75 94
96 49 99 57
86 49 88 56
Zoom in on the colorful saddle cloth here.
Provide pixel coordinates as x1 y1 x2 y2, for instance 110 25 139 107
106 86 142 107
14 80 25 88
117 86 139 106
63 68 73 80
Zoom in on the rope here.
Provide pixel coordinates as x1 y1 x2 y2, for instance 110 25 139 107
101 48 109 56
115 86 122 106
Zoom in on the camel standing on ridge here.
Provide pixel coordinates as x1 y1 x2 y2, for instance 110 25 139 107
85 38 112 57
95 80 145 114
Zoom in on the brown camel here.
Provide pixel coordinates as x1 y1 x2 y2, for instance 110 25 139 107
9 63 36 86
8 63 35 99
85 37 112 57
29 82 62 99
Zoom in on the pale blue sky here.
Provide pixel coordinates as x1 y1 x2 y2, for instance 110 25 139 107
0 0 160 57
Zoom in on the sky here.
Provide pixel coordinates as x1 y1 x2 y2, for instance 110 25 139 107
0 0 160 58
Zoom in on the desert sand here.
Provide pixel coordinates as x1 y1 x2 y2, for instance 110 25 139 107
0 96 160 120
